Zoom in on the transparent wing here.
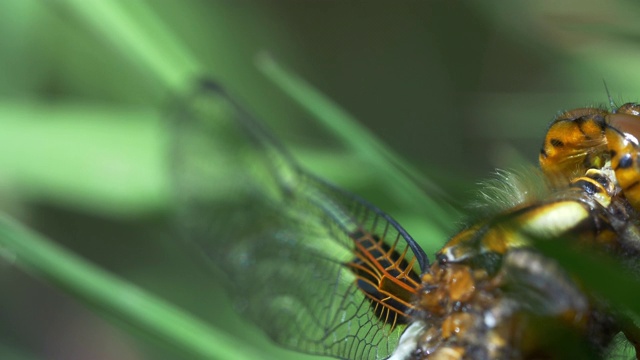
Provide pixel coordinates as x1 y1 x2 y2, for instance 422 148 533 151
169 80 429 360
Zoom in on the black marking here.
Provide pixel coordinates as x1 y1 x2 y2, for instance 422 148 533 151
589 173 610 188
540 148 548 158
348 235 421 326
469 252 503 275
592 115 608 130
436 253 448 265
576 118 587 136
576 115 607 138
550 139 565 147
573 179 601 195
350 236 420 283
610 150 617 158
356 278 411 325
618 154 634 169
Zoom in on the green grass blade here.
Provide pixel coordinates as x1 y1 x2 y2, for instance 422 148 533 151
56 0 203 93
0 101 168 217
256 54 459 236
0 215 261 360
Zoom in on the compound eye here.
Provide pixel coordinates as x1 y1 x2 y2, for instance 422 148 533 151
616 102 640 116
557 107 607 121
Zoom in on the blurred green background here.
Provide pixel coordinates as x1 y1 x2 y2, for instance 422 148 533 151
2 1 640 359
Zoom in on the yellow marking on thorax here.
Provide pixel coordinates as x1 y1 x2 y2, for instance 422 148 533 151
438 200 590 263
517 201 590 237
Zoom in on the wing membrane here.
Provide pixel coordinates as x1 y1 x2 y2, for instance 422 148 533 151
170 80 428 360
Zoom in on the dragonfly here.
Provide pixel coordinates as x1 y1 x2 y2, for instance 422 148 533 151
172 80 640 360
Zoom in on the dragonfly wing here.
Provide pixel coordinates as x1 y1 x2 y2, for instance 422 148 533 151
169 80 428 360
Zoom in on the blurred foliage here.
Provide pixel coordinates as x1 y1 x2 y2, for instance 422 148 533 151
1 1 640 359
